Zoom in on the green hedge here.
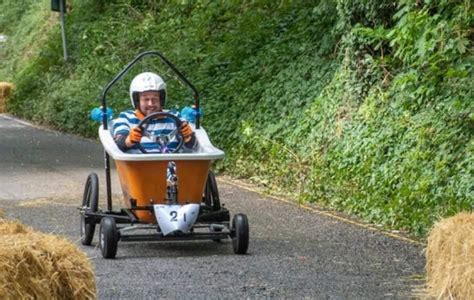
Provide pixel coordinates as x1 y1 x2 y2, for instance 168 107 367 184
0 0 472 237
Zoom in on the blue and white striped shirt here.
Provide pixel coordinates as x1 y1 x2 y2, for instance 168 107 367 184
113 110 194 153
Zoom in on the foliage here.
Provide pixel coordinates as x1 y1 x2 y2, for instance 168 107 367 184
0 0 472 237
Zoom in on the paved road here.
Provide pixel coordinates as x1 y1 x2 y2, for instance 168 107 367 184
0 114 425 298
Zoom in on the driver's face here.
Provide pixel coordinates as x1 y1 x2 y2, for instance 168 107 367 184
139 91 162 116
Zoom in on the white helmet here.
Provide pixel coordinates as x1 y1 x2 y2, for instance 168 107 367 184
129 72 167 109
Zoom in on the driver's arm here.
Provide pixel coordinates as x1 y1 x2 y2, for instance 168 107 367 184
114 134 129 152
180 122 197 149
114 127 142 151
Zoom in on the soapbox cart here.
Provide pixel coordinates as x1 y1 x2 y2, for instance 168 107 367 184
78 51 249 258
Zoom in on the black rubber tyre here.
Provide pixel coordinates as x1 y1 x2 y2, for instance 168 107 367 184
99 217 119 259
203 171 221 210
80 173 99 246
231 214 249 255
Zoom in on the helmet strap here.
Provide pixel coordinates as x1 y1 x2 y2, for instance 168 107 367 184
132 92 140 109
159 90 166 107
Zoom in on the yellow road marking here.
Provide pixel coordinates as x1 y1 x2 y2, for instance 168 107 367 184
218 177 424 246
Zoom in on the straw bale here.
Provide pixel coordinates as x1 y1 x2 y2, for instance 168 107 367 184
0 82 13 95
425 212 474 299
0 219 30 234
0 219 96 299
0 82 14 113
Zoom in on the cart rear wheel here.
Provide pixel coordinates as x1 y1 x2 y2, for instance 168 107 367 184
231 214 249 254
100 217 119 259
80 173 99 246
203 171 221 210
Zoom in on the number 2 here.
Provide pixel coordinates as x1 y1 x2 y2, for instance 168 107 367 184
170 211 177 221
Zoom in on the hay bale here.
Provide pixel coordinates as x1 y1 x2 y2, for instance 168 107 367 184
0 219 96 299
0 82 14 113
0 219 29 234
0 82 13 97
425 212 474 299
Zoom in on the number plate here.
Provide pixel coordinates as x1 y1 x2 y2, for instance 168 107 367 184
153 204 200 236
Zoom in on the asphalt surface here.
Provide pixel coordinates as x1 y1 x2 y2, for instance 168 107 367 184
0 114 425 299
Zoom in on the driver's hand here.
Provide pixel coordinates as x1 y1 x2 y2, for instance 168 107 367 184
126 126 142 146
180 122 193 142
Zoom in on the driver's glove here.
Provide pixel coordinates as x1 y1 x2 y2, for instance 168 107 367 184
126 126 142 146
180 122 194 143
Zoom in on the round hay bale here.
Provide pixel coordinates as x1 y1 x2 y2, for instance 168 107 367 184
425 212 474 299
0 219 96 299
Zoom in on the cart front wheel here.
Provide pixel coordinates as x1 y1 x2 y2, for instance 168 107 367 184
100 217 119 259
80 173 99 246
231 214 249 254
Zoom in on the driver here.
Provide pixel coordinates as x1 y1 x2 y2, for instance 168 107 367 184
113 72 197 153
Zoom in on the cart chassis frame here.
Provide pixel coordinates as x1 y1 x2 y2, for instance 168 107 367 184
79 205 231 242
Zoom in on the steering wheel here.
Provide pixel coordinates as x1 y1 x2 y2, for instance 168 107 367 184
136 112 184 154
